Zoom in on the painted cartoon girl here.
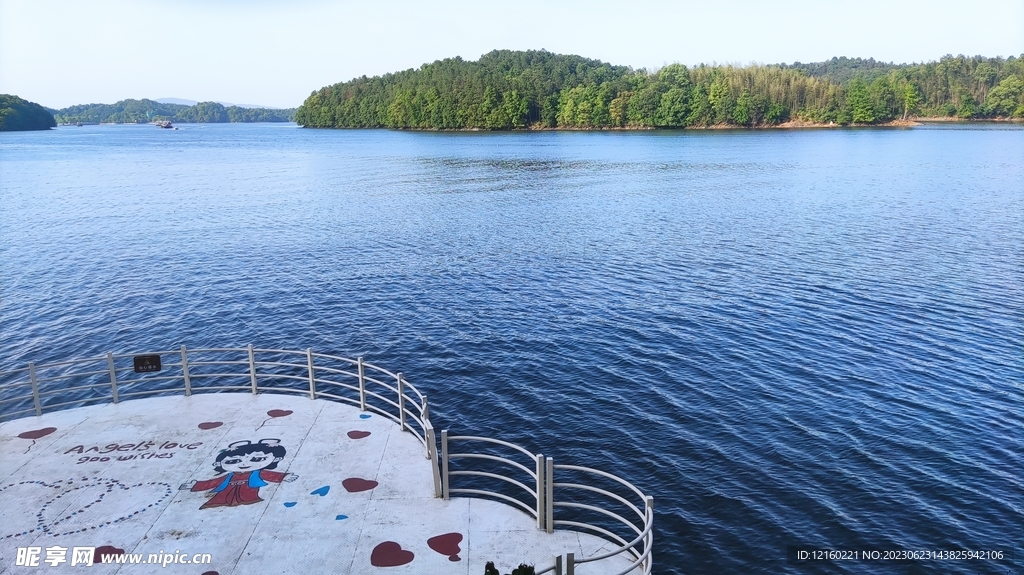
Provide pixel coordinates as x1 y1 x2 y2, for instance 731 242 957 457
180 439 298 509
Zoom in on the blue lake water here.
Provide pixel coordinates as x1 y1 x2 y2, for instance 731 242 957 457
1 123 1022 573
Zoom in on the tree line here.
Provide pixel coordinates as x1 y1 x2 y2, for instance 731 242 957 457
296 51 1024 129
1 94 57 131
51 99 297 125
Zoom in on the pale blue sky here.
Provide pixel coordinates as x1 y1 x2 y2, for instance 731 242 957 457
2 0 1022 109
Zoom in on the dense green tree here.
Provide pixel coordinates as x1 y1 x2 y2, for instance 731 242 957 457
657 87 690 126
732 91 752 126
226 106 294 122
296 51 1024 130
626 86 662 127
901 82 922 119
174 102 229 123
846 79 875 123
0 94 56 131
687 84 713 126
957 94 981 118
608 92 630 127
52 99 296 124
983 75 1024 116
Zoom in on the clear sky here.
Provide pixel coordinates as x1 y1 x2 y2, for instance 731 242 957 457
2 0 1022 109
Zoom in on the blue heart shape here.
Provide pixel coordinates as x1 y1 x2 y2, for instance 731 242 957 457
283 502 296 508
335 514 348 521
359 414 371 419
311 485 330 497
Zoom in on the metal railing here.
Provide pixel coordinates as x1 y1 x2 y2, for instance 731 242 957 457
0 345 652 574
441 433 653 574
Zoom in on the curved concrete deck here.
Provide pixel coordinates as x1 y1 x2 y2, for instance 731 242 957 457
0 394 636 574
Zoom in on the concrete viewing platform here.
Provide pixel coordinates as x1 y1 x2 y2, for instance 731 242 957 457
1 393 639 574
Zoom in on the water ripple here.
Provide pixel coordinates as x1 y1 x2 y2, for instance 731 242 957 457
2 124 1022 574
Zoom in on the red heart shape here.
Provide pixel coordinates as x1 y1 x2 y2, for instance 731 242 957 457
342 478 378 493
370 541 414 567
18 427 56 440
92 546 124 564
347 430 371 439
427 532 463 559
198 422 223 430
267 410 293 418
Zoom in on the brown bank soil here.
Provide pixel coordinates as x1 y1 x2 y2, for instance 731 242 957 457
323 117 1021 131
774 119 921 128
520 120 924 130
913 116 1023 124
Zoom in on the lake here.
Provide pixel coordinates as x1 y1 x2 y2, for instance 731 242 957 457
1 123 1021 573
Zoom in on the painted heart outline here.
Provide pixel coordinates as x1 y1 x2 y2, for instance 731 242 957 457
0 477 173 539
42 479 173 536
0 479 68 539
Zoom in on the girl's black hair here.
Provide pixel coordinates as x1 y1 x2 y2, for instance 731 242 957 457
213 440 287 473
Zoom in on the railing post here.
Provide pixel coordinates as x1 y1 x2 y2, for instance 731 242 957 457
422 396 430 458
29 362 41 416
357 357 366 411
107 352 119 404
536 454 545 530
306 348 316 400
441 429 450 500
645 496 654 573
181 345 191 396
248 344 257 394
397 373 406 431
426 425 441 497
553 554 562 575
545 456 554 533
566 553 574 575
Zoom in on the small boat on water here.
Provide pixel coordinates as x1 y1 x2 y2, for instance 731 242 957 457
154 120 173 129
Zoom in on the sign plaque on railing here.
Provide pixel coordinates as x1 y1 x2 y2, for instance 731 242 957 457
133 354 162 373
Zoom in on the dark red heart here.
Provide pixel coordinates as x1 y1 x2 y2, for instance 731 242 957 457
267 410 293 418
93 546 124 563
18 427 56 440
370 541 414 567
342 478 378 493
347 430 371 439
427 532 463 561
198 422 223 430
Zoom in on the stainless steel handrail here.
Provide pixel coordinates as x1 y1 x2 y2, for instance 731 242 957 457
0 345 653 574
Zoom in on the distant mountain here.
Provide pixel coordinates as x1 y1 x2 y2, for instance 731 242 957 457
0 94 56 131
156 97 283 110
780 57 909 84
155 97 199 106
51 99 297 124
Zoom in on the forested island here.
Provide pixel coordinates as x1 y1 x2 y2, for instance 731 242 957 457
50 99 296 125
296 51 1024 130
0 94 57 131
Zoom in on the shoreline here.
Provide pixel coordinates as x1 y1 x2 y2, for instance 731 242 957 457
306 117 1021 131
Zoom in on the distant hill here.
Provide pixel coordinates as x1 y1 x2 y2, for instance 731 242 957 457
780 57 909 84
297 50 1024 129
155 97 284 109
52 99 297 124
0 94 57 131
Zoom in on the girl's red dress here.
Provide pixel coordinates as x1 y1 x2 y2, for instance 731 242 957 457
191 470 288 509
